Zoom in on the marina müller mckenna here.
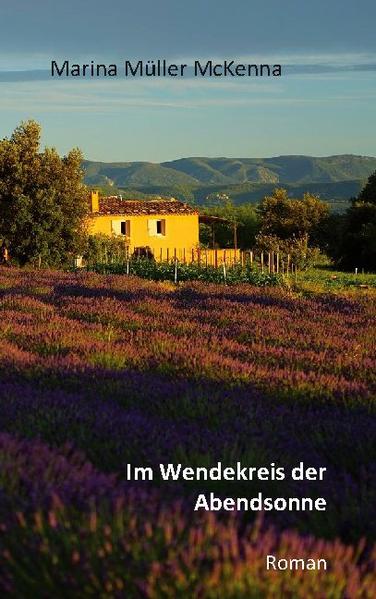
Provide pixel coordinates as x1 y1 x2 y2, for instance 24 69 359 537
51 59 282 78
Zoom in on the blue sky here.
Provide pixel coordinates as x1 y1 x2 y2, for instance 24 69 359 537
0 1 375 162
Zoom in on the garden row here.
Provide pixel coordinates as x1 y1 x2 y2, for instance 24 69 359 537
85 258 282 286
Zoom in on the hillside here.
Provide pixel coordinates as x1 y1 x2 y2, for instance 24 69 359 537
84 155 376 186
83 160 198 187
83 154 376 211
164 155 376 185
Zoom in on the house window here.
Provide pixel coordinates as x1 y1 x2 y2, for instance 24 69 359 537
156 220 164 235
121 221 131 236
148 219 166 236
112 220 130 236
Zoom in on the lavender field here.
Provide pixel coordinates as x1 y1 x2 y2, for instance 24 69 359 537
0 267 375 597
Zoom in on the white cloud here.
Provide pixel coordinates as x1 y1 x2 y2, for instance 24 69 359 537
1 78 375 113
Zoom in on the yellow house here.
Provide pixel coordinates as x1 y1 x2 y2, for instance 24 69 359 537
87 191 199 259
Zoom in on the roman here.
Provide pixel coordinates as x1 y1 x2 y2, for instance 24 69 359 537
266 555 327 570
51 61 117 77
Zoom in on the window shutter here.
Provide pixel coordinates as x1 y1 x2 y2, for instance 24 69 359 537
111 220 122 235
147 219 155 236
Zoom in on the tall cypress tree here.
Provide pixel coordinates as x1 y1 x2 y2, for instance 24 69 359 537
339 171 376 270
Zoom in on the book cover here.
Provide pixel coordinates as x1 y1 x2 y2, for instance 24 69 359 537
0 1 375 596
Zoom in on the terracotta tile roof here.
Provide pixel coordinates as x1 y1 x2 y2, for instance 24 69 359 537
96 197 198 216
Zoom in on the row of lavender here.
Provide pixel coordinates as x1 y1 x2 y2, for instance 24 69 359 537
0 432 374 597
0 267 375 595
1 270 373 399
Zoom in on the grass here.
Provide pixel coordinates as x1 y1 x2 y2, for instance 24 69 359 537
292 267 376 295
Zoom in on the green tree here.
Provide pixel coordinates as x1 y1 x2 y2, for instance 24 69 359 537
0 120 88 266
200 196 259 249
358 171 376 202
258 188 329 240
339 171 376 270
254 188 329 268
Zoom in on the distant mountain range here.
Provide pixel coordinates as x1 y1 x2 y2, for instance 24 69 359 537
83 155 376 211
